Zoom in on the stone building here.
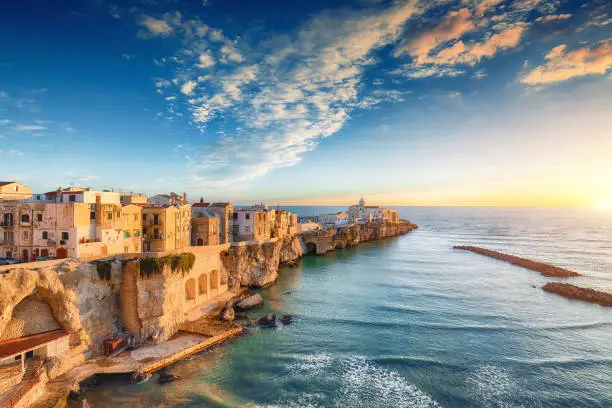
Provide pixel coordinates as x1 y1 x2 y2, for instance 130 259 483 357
141 204 191 252
318 212 350 226
119 193 147 205
232 208 271 242
348 198 400 223
191 205 220 246
0 182 32 201
207 203 234 244
148 192 187 206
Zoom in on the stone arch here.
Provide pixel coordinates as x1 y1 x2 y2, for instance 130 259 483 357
198 273 207 296
305 242 317 255
185 278 196 301
0 295 61 341
0 271 88 347
209 270 219 290
196 237 204 246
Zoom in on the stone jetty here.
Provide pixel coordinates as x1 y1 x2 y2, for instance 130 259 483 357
543 283 612 307
453 246 581 277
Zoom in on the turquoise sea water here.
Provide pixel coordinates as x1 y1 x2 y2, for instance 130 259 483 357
85 207 612 407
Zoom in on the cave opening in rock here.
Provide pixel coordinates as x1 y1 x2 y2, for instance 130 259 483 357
305 242 317 255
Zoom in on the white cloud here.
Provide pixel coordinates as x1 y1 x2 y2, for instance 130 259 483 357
180 80 198 95
196 52 215 68
15 124 47 131
138 13 177 38
65 126 76 133
0 149 24 156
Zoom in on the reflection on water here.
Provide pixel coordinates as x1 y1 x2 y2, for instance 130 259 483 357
85 207 612 407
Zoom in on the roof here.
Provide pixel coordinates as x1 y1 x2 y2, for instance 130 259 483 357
0 181 17 186
209 202 231 207
192 202 210 207
0 330 69 359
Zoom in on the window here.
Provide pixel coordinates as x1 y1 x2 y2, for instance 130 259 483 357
42 231 48 239
142 214 147 221
134 230 140 237
153 215 159 224
69 194 76 202
90 211 96 220
233 213 238 220
246 213 250 220
36 213 43 222
143 228 148 236
21 214 30 223
62 232 69 240
124 231 131 238
134 214 138 221
23 231 29 240
107 212 113 220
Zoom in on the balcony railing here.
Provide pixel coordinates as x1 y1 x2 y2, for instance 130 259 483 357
1 240 15 245
0 221 14 227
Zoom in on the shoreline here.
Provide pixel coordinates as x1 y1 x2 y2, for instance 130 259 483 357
24 221 417 408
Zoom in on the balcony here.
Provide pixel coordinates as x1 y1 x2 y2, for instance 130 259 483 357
1 240 15 246
0 221 14 227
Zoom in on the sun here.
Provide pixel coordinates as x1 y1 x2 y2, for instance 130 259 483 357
594 198 612 211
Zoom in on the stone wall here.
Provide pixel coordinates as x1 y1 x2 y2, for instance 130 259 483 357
119 244 231 344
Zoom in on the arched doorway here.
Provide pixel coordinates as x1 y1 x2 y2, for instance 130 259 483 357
56 248 67 259
22 249 29 262
196 237 204 246
41 249 49 257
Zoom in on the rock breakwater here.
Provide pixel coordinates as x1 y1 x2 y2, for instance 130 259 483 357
543 283 612 307
453 246 581 277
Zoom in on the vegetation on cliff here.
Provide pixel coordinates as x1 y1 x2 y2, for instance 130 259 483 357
453 246 581 277
138 253 196 278
95 260 113 281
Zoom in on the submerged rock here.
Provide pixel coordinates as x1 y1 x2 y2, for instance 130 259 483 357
220 303 235 322
257 312 277 328
280 315 293 325
158 372 181 384
235 293 263 311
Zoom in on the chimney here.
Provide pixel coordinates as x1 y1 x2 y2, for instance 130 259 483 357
183 192 187 204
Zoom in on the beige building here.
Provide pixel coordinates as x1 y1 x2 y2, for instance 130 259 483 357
119 193 147 205
141 204 191 252
191 204 220 246
0 182 32 201
207 203 234 244
0 200 144 261
318 212 349 226
348 198 400 223
148 192 187 206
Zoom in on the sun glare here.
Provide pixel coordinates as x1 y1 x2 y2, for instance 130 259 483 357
595 198 612 211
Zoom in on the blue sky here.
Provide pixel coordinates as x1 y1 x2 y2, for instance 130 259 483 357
1 0 611 206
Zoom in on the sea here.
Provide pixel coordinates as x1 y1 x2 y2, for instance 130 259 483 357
84 207 612 408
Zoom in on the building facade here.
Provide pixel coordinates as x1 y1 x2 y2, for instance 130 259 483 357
141 204 191 252
318 212 350 226
207 203 234 244
0 182 32 201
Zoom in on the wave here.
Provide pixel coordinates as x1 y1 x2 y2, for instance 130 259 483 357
275 354 441 408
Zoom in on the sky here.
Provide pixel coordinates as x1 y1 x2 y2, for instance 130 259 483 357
0 0 611 207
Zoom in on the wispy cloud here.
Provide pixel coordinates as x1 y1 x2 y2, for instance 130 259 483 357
521 39 612 85
14 124 47 132
0 149 24 156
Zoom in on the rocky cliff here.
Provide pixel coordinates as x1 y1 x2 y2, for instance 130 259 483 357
222 220 416 288
300 220 417 255
221 235 304 289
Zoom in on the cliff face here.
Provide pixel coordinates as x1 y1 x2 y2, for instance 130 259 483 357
0 259 121 359
300 220 417 255
222 221 415 288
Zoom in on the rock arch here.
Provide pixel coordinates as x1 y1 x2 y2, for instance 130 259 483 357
305 242 317 255
0 268 87 346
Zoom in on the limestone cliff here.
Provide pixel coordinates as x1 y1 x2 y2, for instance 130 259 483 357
0 259 121 361
300 220 417 255
222 221 415 288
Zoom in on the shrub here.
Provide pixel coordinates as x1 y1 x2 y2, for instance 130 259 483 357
139 257 163 278
95 260 113 281
139 252 195 278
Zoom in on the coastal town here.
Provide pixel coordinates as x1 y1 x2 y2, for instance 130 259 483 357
0 180 415 408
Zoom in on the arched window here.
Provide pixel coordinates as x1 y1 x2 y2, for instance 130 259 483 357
198 274 207 295
209 270 218 290
185 279 196 300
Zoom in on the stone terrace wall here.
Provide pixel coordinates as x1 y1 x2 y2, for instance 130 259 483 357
120 244 231 344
